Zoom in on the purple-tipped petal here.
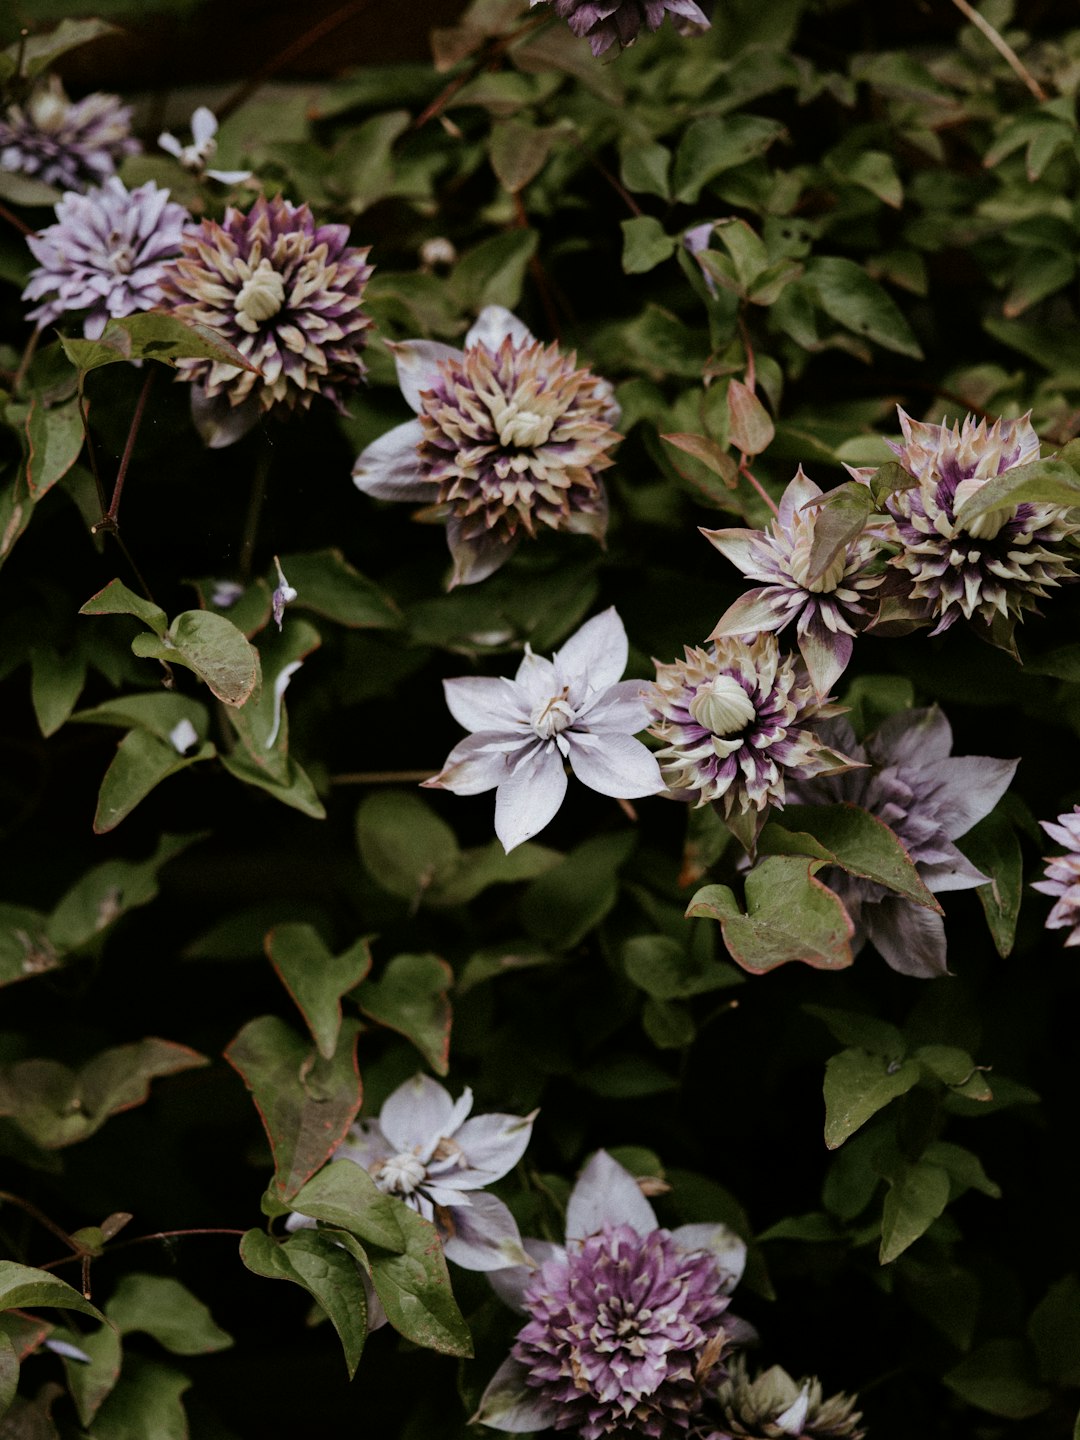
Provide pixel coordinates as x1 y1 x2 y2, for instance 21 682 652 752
709 586 793 639
191 387 263 450
447 514 518 587
797 611 853 695
565 1149 658 1242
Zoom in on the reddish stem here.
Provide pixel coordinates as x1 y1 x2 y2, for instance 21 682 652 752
0 200 32 237
107 366 156 524
739 460 780 517
411 14 549 132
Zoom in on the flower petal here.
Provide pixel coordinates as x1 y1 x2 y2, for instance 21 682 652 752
451 1109 538 1185
425 733 523 796
191 386 262 450
919 846 989 893
388 339 462 412
447 513 518 587
487 1240 563 1314
471 1354 563 1433
465 305 535 352
565 1149 657 1242
797 612 852 695
441 1192 534 1271
379 1073 455 1154
334 1118 392 1172
352 419 432 500
566 730 664 798
671 1222 746 1294
554 607 628 697
494 744 567 852
709 587 791 640
870 705 954 766
443 675 529 734
915 755 1018 842
863 896 950 978
579 678 651 733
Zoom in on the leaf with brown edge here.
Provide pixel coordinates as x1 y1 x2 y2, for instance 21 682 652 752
224 1016 362 1202
266 925 372 1060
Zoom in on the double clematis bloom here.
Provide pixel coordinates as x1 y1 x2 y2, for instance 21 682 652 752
425 607 664 852
700 1356 866 1440
704 467 884 695
873 408 1079 645
476 1149 747 1438
788 706 1017 978
646 632 859 851
530 0 711 55
23 177 187 338
352 305 620 586
158 193 373 447
0 76 139 193
1032 804 1080 945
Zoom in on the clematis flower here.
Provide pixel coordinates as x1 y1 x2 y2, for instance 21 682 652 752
22 177 187 339
1032 804 1080 945
529 0 711 55
326 1073 536 1272
787 707 1017 978
423 607 664 852
871 408 1080 645
704 467 884 695
701 1356 866 1440
158 106 252 184
158 194 373 447
475 1149 747 1438
0 76 139 193
352 305 620 586
646 632 859 851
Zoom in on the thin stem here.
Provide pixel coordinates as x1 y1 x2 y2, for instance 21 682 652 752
76 375 108 517
107 366 157 524
13 326 40 396
36 1228 248 1273
587 155 642 218
410 14 549 132
0 200 33 237
951 0 1046 101
330 769 439 785
739 460 780 517
238 447 271 582
0 1190 80 1254
513 193 562 342
216 0 376 124
737 315 756 395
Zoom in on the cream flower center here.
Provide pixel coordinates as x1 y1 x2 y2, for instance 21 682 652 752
235 259 286 327
107 240 137 275
30 90 68 132
376 1152 426 1196
689 675 756 736
492 401 553 449
531 687 576 739
953 476 1014 541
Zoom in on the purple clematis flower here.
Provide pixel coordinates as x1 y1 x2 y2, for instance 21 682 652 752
703 467 885 695
423 607 664 852
302 1073 536 1273
1032 805 1080 945
788 706 1017 978
475 1149 747 1438
352 305 620 587
530 0 711 55
0 76 139 193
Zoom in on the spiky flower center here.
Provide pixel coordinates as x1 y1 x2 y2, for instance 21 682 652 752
235 259 286 328
689 675 756 737
531 686 576 739
374 1151 426 1196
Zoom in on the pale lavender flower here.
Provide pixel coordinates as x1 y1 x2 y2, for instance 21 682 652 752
1032 805 1080 945
352 305 619 587
22 177 187 339
327 1073 536 1272
158 106 252 184
530 0 710 55
424 608 664 852
0 76 139 193
704 467 885 695
872 408 1079 645
701 1356 866 1440
271 555 297 631
646 632 859 852
788 707 1017 978
158 194 373 448
475 1150 746 1438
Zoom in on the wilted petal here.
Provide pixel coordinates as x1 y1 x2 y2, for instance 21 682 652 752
465 305 535 352
379 1073 455 1154
441 1191 534 1271
566 729 664 798
443 675 530 733
863 896 949 978
472 1354 563 1432
566 1149 657 1241
494 744 568 852
389 339 462 412
352 419 431 500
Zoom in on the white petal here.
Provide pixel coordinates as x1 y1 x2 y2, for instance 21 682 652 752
451 1109 538 1184
191 106 218 144
389 339 462 412
465 306 535 352
379 1074 454 1154
441 1192 534 1271
443 675 529 734
352 419 431 500
471 1354 562 1432
512 647 558 701
487 1240 563 1314
565 1149 657 1242
158 131 183 159
424 733 524 796
579 678 651 733
446 515 517 587
566 730 664 799
494 744 567 852
670 1221 746 1293
554 607 628 697
265 660 302 750
334 1118 392 1172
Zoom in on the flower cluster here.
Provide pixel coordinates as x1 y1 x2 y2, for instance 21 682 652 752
0 76 138 192
531 0 712 55
476 1150 747 1437
1033 804 1080 946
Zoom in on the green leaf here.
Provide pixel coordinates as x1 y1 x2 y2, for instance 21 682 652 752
288 1160 406 1253
822 1048 920 1148
24 396 84 502
93 728 214 834
355 791 459 903
914 1045 980 1088
30 646 86 737
642 997 695 1049
954 457 1080 529
880 1160 951 1263
87 1354 190 1440
54 1322 121 1427
619 139 671 200
451 229 538 313
0 1261 105 1323
922 1140 1001 1199
80 579 167 638
424 839 560 907
804 256 923 358
1028 1275 1080 1386
690 856 854 974
0 1328 18 1422
278 550 400 630
0 19 118 83
798 482 873 587
845 149 903 207
580 1053 678 1098
353 953 452 1076
520 831 635 949
107 1274 231 1355
0 903 58 989
59 313 256 377
266 925 372 1060
765 804 941 912
0 1037 207 1149
726 379 774 456
224 1016 363 1201
945 1340 1054 1420
620 217 676 275
367 1200 472 1358
239 1229 367 1379
131 610 259 707
47 833 199 952
805 1005 906 1059
622 933 741 999
489 119 563 192
672 115 786 203
661 432 739 486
